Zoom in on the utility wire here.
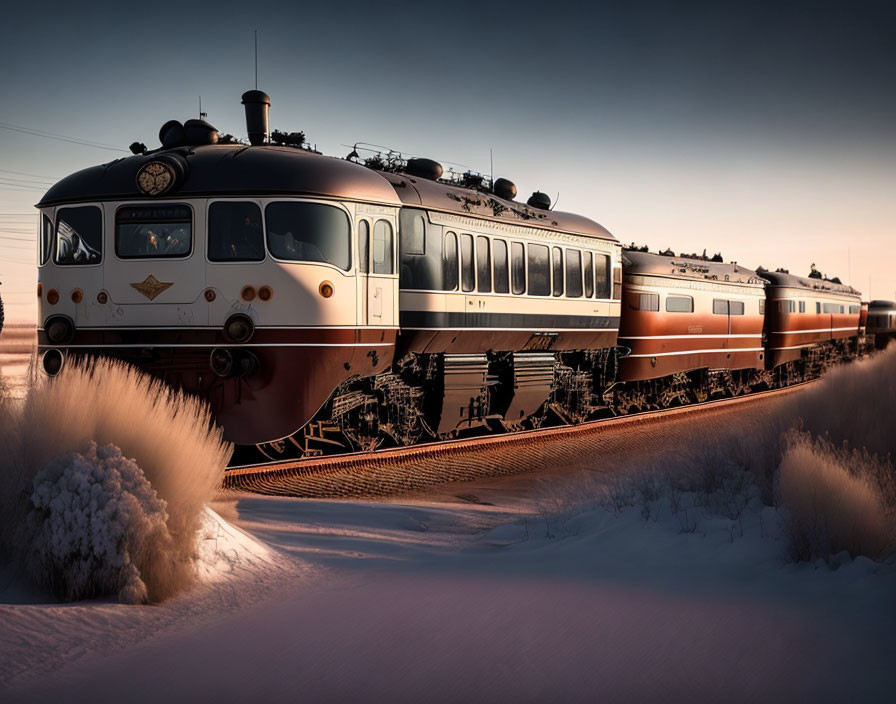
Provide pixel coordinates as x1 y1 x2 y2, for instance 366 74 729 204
0 168 61 180
0 122 127 152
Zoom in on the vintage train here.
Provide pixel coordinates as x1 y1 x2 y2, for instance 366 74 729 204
34 91 871 460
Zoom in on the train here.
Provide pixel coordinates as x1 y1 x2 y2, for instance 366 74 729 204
33 90 876 461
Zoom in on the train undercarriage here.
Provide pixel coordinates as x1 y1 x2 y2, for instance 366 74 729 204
248 336 867 463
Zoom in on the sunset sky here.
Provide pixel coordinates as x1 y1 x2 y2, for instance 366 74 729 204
1 0 894 322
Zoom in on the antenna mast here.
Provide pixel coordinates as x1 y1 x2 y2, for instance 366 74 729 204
254 30 258 90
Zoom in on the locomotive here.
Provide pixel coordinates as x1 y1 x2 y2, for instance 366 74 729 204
34 91 868 461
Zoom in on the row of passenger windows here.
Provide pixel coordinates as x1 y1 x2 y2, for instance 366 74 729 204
399 212 613 298
778 300 860 315
627 293 746 315
43 202 387 272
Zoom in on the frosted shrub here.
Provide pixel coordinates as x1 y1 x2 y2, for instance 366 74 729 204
777 432 894 562
28 443 172 604
0 358 231 602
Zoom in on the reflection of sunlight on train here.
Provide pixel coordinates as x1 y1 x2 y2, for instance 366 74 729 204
33 89 875 462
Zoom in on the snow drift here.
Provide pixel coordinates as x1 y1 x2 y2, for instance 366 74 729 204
0 358 231 602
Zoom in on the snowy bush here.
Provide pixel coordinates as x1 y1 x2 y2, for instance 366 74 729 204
27 443 172 603
0 358 231 602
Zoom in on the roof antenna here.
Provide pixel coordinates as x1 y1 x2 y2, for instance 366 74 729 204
254 30 258 90
550 192 560 211
489 148 494 189
199 95 207 120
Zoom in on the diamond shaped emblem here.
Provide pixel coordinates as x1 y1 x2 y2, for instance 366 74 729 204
130 275 173 301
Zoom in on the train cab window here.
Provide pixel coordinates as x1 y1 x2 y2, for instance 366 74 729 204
527 244 550 296
666 295 693 313
443 231 458 291
372 219 394 274
552 247 563 297
477 236 491 292
461 234 474 292
55 206 102 265
565 249 583 298
584 253 594 298
730 301 745 315
511 242 526 295
116 205 192 259
594 254 610 299
798 301 806 313
40 214 53 265
493 239 509 294
358 220 370 273
208 202 264 262
266 202 351 270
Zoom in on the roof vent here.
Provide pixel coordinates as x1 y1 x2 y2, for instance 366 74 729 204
527 191 551 209
405 158 443 181
241 90 271 146
159 120 188 148
493 178 516 200
184 119 219 145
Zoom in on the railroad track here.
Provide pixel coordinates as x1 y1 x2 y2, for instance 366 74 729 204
224 382 811 498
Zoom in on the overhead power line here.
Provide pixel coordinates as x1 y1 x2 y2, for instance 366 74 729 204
0 168 61 180
0 121 127 152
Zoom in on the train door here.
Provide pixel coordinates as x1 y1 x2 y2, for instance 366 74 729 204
366 216 398 327
356 218 370 325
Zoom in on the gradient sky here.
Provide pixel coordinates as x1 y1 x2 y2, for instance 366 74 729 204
1 0 894 322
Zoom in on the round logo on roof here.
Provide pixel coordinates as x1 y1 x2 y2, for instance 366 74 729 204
136 159 177 196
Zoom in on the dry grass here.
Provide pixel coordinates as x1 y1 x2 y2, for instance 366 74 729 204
778 432 895 561
0 357 231 602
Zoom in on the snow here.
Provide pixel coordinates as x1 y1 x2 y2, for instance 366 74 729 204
2 479 894 703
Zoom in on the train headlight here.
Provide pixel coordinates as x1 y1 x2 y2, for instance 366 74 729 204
45 315 75 344
42 349 64 376
210 348 234 377
224 314 254 343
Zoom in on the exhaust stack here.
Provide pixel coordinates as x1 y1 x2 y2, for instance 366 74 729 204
241 90 271 146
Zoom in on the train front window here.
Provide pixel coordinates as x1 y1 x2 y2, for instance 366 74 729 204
40 214 53 265
208 202 264 262
116 205 191 259
55 206 102 265
266 202 351 270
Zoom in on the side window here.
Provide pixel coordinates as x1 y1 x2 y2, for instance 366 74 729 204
41 214 54 265
629 293 659 311
493 239 509 294
511 241 526 295
527 244 550 296
666 295 693 313
779 300 795 314
759 299 766 315
565 249 583 298
713 299 728 315
208 201 264 262
266 202 350 269
594 254 611 298
729 301 745 316
372 219 393 274
461 234 474 292
849 305 860 315
552 247 563 297
400 210 426 255
443 231 458 291
476 236 491 292
584 252 594 298
55 205 102 265
797 301 805 313
816 302 821 314
358 220 369 273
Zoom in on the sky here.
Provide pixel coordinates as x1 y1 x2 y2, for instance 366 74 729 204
1 0 894 322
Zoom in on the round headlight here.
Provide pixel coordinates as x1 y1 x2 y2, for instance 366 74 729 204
210 348 234 377
224 314 254 343
45 316 75 344
42 349 65 376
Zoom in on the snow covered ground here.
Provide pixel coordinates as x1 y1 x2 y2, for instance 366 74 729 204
2 478 894 703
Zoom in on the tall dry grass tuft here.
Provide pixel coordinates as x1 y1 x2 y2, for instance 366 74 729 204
0 357 231 602
777 431 895 561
